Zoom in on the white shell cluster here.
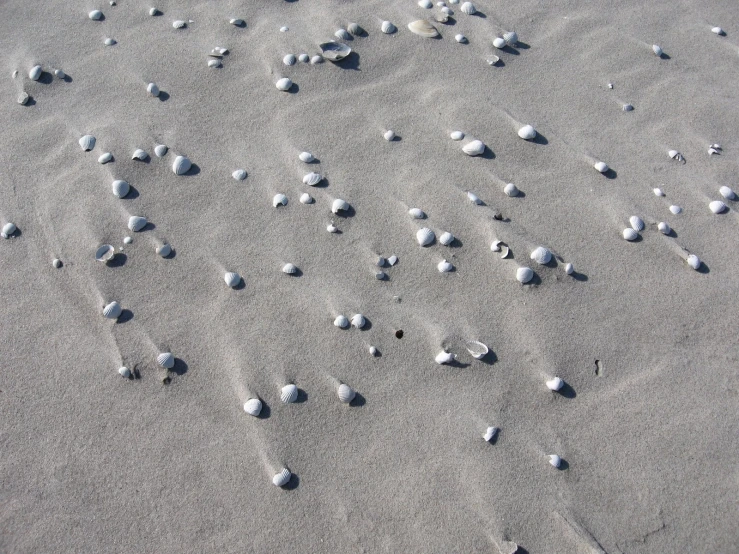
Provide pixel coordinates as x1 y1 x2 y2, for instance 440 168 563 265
243 398 262 416
276 77 292 91
416 227 435 246
530 247 552 265
516 267 534 284
157 352 175 369
435 351 456 364
518 124 536 140
224 271 241 287
273 468 291 487
546 377 564 391
337 383 356 403
128 216 147 232
172 155 191 175
462 140 485 156
280 384 298 403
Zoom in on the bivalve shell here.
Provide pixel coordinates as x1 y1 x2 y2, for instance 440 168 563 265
157 352 175 369
719 186 735 200
416 227 435 246
709 200 727 214
622 228 638 241
273 194 288 207
629 216 645 231
275 77 292 91
653 188 665 196
460 2 476 15
132 149 148 161
172 155 191 175
418 0 433 7
104 37 116 46
154 144 168 157
407 20 439 38
337 383 356 403
686 254 701 270
272 468 291 487
147 82 159 96
224 271 241 287
408 207 425 219
657 221 671 234
462 139 485 156
348 23 363 35
79 135 96 151
319 42 352 62
283 54 296 66
298 54 309 63
435 350 457 364
669 205 682 215
503 31 518 45
503 183 519 197
282 263 298 274
334 315 349 328
455 34 467 43
156 244 172 257
467 191 482 204
299 193 313 204
280 384 298 404
29 65 42 81
310 55 323 64
232 169 247 181
450 131 464 140
437 260 454 273
564 263 574 275
652 44 663 56
303 172 323 186
530 246 552 265
483 426 499 442
466 340 488 359
207 59 222 68
299 151 314 163
89 10 103 20
546 377 564 391
103 301 122 319
128 216 147 232
118 366 131 378
594 161 609 173
518 124 536 140
335 28 351 40
98 152 112 164
332 199 350 214
383 130 395 141
439 231 454 245
112 180 130 198
516 267 534 284
351 314 366 329
243 398 262 416
381 21 396 34
54 69 65 79
549 454 562 468
95 244 115 262
493 37 506 48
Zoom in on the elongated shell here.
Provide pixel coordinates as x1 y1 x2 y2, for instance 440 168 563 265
518 124 536 140
439 231 454 245
282 263 298 274
147 82 159 96
172 155 191 175
96 244 115 262
334 315 349 328
272 468 291 487
332 199 349 213
112 180 130 198
408 207 425 219
172 20 187 29
686 254 701 270
381 21 396 34
503 183 519 197
530 247 552 265
594 161 609 173
466 340 488 359
546 377 564 391
483 426 499 442
132 149 148 161
709 200 727 214
460 2 476 15
435 350 456 364
319 42 352 62
275 77 292 91
549 454 562 468
516 267 534 283
303 172 323 186
657 221 671 234
622 228 638 241
408 20 439 38
437 260 454 273
280 384 298 403
243 398 262 416
79 135 96 151
416 227 435 246
337 383 356 403
629 215 645 231
462 139 485 156
503 31 518 45
564 263 574 274
652 44 663 56
154 144 168 157
103 301 122 319
128 216 147 232
351 313 366 329
719 186 735 200
224 271 241 287
29 65 42 81
299 151 314 163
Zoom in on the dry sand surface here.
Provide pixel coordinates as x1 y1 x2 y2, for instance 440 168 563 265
1 0 738 552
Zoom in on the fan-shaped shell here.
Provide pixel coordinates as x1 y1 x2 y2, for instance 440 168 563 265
439 231 454 245
351 314 366 329
112 180 130 198
273 468 291 487
337 383 356 403
383 130 395 141
435 350 456 364
243 398 262 416
147 82 159 96
657 221 671 235
273 193 288 207
503 183 519 197
332 199 349 213
348 22 363 35
484 426 499 442
282 263 298 274
128 216 147 232
154 144 168 157
299 193 313 204
335 28 350 40
319 42 352 62
303 172 323 186
408 208 425 219
224 271 241 287
275 77 292 91
629 216 645 231
594 161 609 173
503 31 518 45
408 20 439 38
132 149 148 161
687 254 701 270
438 260 454 273
493 37 506 48
462 139 485 156
416 227 435 246
719 186 735 200
172 155 191 175
467 191 482 204
157 352 174 369
546 377 564 391
118 366 131 378
98 152 112 164
381 21 396 34
232 169 247 181
460 2 476 14
96 244 115 262
669 205 682 215
79 135 96 151
450 131 464 140
516 267 534 283
622 228 638 241
29 65 42 81
334 315 349 328
709 200 727 214
280 384 298 404
564 263 574 275
299 151 314 163
283 54 296 66
530 247 551 265
518 124 536 140
89 10 103 20
549 454 562 468
103 301 122 319
652 44 663 56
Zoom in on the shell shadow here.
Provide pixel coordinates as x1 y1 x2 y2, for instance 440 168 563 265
116 309 134 324
449 237 463 248
480 147 495 159
696 261 710 274
133 156 151 165
476 350 498 365
555 459 570 471
232 279 246 290
485 432 500 445
531 133 548 145
516 41 531 49
543 257 558 269
107 253 127 267
571 271 588 282
282 473 300 490
603 168 617 179
38 72 54 85
349 392 366 407
172 358 188 376
22 96 36 106
63 74 73 83
141 222 156 232
157 91 170 102
513 190 526 198
124 186 140 199
335 205 356 218
358 317 372 330
285 267 302 277
387 134 402 142
312 176 329 188
180 164 200 176
443 17 457 26
286 83 300 94
306 157 320 164
162 247 176 259
294 388 308 403
658 52 671 60
556 383 576 399
256 399 271 419
472 11 486 18
500 45 519 55
333 52 360 71
447 359 472 369
526 272 542 286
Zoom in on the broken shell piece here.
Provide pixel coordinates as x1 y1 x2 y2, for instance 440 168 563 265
98 152 112 164
407 20 439 38
332 199 350 214
17 92 30 105
450 131 464 140
500 246 510 259
546 377 564 391
381 21 396 34
504 183 519 197
96 244 115 262
243 398 262 416
337 383 356 403
388 255 398 266
709 200 727 214
653 187 665 196
564 263 574 275
460 2 476 15
132 149 148 161
408 208 425 219
487 56 500 65
416 227 435 246
465 340 488 359
154 144 168 157
273 194 288 207
462 139 485 156
351 314 366 329
594 161 609 173
282 263 298 274
112 180 130 198
516 267 533 283
230 18 245 26
273 468 291 487
224 271 241 287
303 172 323 186
652 44 663 56
686 254 701 270
435 350 457 364
172 155 191 175
437 260 454 273
327 223 338 233
300 193 313 204
530 247 552 265
79 135 96 151
483 426 498 442
128 216 147 232
232 169 247 181
118 366 131 378
156 243 172 257
147 82 159 97
439 231 454 245
383 130 395 141
629 216 645 231
622 228 638 241
275 77 292 91
549 454 562 468
172 20 187 29
334 315 349 328
657 221 671 234
623 103 634 112
669 205 682 215
207 59 222 68
299 151 314 163
319 42 352 62
719 186 735 200
103 301 122 319
467 191 482 204
518 124 536 140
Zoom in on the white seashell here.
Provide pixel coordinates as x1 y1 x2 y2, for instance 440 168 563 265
283 54 296 66
652 44 663 56
466 340 488 359
332 199 350 214
416 227 435 246
29 65 42 81
483 426 498 442
89 10 103 20
280 384 298 403
623 103 634 112
207 59 222 68
441 6 453 14
709 146 721 155
156 243 171 257
564 263 574 275
455 34 467 43
52 258 62 268
388 255 399 266
517 124 536 140
337 383 356 403
132 149 148 161
487 55 501 65
331 28 349 41
462 140 485 156
224 271 241 287
319 42 352 62
298 54 309 63
282 263 298 274
493 37 506 48
503 31 518 45
103 301 122 319
348 22 363 35
300 193 313 204
383 130 396 141
653 187 665 197
719 186 735 200
272 194 288 208
303 172 323 186
154 144 168 157
95 244 115 262
467 191 482 204
351 314 366 329
503 183 519 197
157 352 175 369
450 0 459 3
230 18 245 26
150 8 160 16
709 200 727 214
98 152 112 164
500 245 510 259
668 149 681 160
408 20 439 38
273 468 291 487
657 221 671 235
594 161 609 173
118 366 131 378
310 55 323 64
450 131 464 140
17 92 30 105
381 21 396 34
369 346 378 356
516 267 534 283
327 223 338 233
490 240 502 252
437 260 454 273
172 155 191 175
79 135 96 151
243 398 262 416
334 315 349 328
128 216 147 232
299 151 314 163
530 247 552 265
622 228 638 241
439 231 454 245
123 236 132 244
549 454 562 468
232 169 247 181
147 82 159 96
546 377 564 391
376 271 387 280
173 20 187 29
435 350 457 364
419 0 433 7
629 216 645 231
276 77 292 91
712 26 725 36
1 222 16 239
669 205 682 215
686 254 701 270
460 2 476 15
408 208 425 219
111 180 130 198
280 26 289 32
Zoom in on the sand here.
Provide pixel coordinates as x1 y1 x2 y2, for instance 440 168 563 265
1 1 738 552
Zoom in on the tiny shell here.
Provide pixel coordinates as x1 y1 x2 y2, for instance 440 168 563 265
669 205 682 215
29 65 42 81
408 208 426 219
300 193 313 204
455 34 467 43
146 82 160 97
408 20 439 38
709 200 727 214
652 44 663 56
466 340 488 359
118 366 131 378
280 384 298 403
653 188 665 197
207 59 222 68
103 301 122 319
243 398 262 416
123 236 132 244
112 180 130 198
52 259 62 268
594 161 609 173
629 215 645 231
303 172 323 186
503 31 518 45
381 21 396 34
282 263 298 274
337 383 356 403
504 183 519 197
348 23 363 35
224 271 241 287
518 124 536 140
450 131 464 140
546 377 564 391
334 315 349 328
462 139 485 156
686 254 701 270
132 149 148 161
719 186 735 200
467 191 482 204
128 216 147 232
280 26 289 32
104 37 116 46
388 255 398 266
712 26 725 35
460 2 476 15
439 231 454 245
173 20 187 29
89 10 103 20
492 37 506 49
383 130 395 141
335 28 351 40
351 314 366 329
369 346 378 356
319 42 352 62
435 350 457 364
564 263 574 274
275 77 292 91
154 144 168 157
156 243 172 257
283 54 296 66
332 199 349 213
299 151 314 163
157 353 175 369
437 260 454 273
376 271 387 280
530 247 552 265
657 221 670 234
310 55 323 64
549 454 562 468
273 468 291 487
230 18 245 26
483 426 498 442
622 228 638 241
416 227 435 246
232 169 247 181
98 152 112 164
172 155 191 175
79 135 96 151
273 194 288 207
516 267 534 283
96 244 115 262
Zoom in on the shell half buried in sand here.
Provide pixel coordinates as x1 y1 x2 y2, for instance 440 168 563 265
465 340 489 359
407 20 439 38
319 42 351 62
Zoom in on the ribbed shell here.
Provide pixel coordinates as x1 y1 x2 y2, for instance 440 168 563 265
98 152 112 164
517 124 536 140
439 231 454 245
29 65 42 81
157 352 175 369
516 267 534 283
381 21 396 34
243 398 262 416
103 301 122 319
147 82 159 96
79 135 96 151
709 200 727 214
224 272 241 287
172 155 191 175
466 340 488 359
546 377 564 391
337 384 356 403
96 244 115 262
416 227 435 246
154 144 168 157
299 193 313 204
303 172 323 186
112 180 130 198
276 78 292 91
719 186 735 200
273 194 288 207
280 384 298 403
503 31 518 45
450 131 464 140
504 183 519 197
629 216 645 231
530 247 552 265
332 199 349 213
282 263 297 274
407 20 439 38
408 208 425 219
594 161 609 173
351 314 366 329
128 216 147 232
437 260 453 273
232 169 247 181
272 468 291 487
622 228 638 241
460 2 476 14
462 139 485 156
299 151 314 163
334 315 349 328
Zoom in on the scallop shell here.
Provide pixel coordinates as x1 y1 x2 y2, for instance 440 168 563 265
657 221 671 235
653 188 665 196
530 247 552 265
154 144 168 157
232 169 247 181
103 301 122 319
224 271 241 287
282 263 298 274
128 216 147 232
493 37 506 48
0 222 15 239
712 26 725 35
118 366 131 378
450 131 464 140
334 315 349 328
98 152 112 164
381 21 396 34
408 208 425 219
686 254 701 270
455 34 466 43
89 10 103 20
283 54 296 66
517 124 536 140
156 243 172 257
132 149 148 161
418 0 433 7
503 183 519 197
709 200 727 214
719 186 735 200
332 199 349 213
546 377 564 391
483 426 499 442
564 263 574 275
96 244 115 262
299 193 313 204
462 139 485 156
157 352 175 369
337 383 356 403
348 22 363 35
29 65 42 81
439 231 454 245
516 267 534 283
112 180 130 198
303 172 323 186
173 20 187 29
230 18 245 26
319 42 352 62
549 454 562 468
275 77 292 91
652 44 663 56
594 161 609 173
351 314 366 329
416 227 435 246
503 30 518 45
147 82 159 97
460 2 476 15
17 92 30 105
273 468 291 487
437 260 454 273
629 216 645 231
669 205 682 215
467 191 482 204
280 384 298 404
408 20 439 38
299 151 314 163
466 340 488 359
172 155 191 175
310 55 323 64
383 130 395 141
243 398 262 416
435 350 457 364
622 228 638 241
79 135 96 151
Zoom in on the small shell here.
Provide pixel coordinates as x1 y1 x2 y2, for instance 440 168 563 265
154 144 168 157
224 271 241 288
466 340 488 359
112 180 130 198
128 216 147 232
462 139 485 156
517 124 536 140
712 26 725 35
173 20 187 29
147 82 159 97
299 193 313 204
54 69 65 79
493 37 506 48
500 245 510 259
437 260 454 273
450 131 464 140
337 383 356 403
89 10 103 20
623 103 634 112
95 244 115 262
29 65 42 81
369 346 378 356
172 155 191 175
416 227 435 246
351 314 366 329
435 350 457 364
319 42 352 62
17 92 30 105
280 26 289 32
686 254 701 270
79 135 96 151
719 186 735 200
657 221 671 234
230 18 245 26
123 236 132 244
668 149 681 159
273 194 288 207
549 454 562 468
407 20 439 38
381 21 396 34
483 426 498 442
332 199 350 214
334 315 349 328
490 240 502 252
388 255 398 266
52 259 62 268
622 228 638 241
299 151 314 163
709 200 727 214
467 191 482 204
283 54 296 66
383 130 395 141
275 77 293 91
653 188 665 197
243 398 262 416
516 267 534 284
298 54 309 63
103 301 122 319
439 231 454 245
1 222 16 239
272 468 291 487
150 8 160 16
564 263 574 275
503 31 518 45
455 34 467 43
546 377 564 391
530 247 552 265
118 366 131 378
594 161 609 173
348 22 363 35
207 59 222 68
132 149 148 161
408 208 426 219
282 263 298 274
652 44 663 56
303 172 323 186
310 55 323 64
487 55 501 65
460 2 476 15
669 205 682 215
441 6 453 14
280 384 298 404
503 183 519 197
629 216 645 231
98 152 112 164
156 243 172 257
376 271 387 280
709 146 721 155
232 169 247 181
418 0 433 7
327 223 338 233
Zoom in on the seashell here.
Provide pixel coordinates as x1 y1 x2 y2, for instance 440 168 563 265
303 172 323 186
450 0 459 3
388 255 398 266
29 65 42 81
564 263 574 275
273 194 288 207
594 161 609 173
408 208 426 219
383 130 395 141
719 186 735 200
111 180 130 198
118 366 131 378
243 398 262 416
462 139 485 156
299 151 314 163
215 47 228 55
52 258 62 268
332 199 350 214
657 221 670 234
483 426 498 442
123 236 132 244
79 135 96 151
173 20 187 29
17 92 29 105
441 6 453 14
348 22 363 35
335 28 351 40
172 155 191 175
275 77 292 91
327 223 338 233
416 227 435 246
224 271 241 288
652 44 663 56
273 468 291 487
298 54 309 63
207 59 222 68
351 314 366 329
55 69 65 79
629 216 645 231
154 144 168 157
530 246 552 265
98 152 112 164
517 124 536 140
546 377 564 391
157 352 175 369
334 315 349 328
669 205 682 215
487 55 500 65
503 31 518 45
89 10 103 20
377 257 386 267
282 263 298 275
622 228 638 241
376 271 387 280
95 244 115 262
709 146 721 155
435 350 457 364
381 21 396 34
299 193 313 204
369 346 378 356
435 13 449 23
549 454 562 468
493 37 506 48
280 384 298 404
232 169 247 181
280 26 289 32
439 231 454 245
500 245 510 258
408 20 439 38
418 0 433 7
686 254 701 270
455 34 467 43
310 55 324 64
156 243 172 257
709 200 727 214
103 301 122 320
467 191 482 204
490 240 502 252
337 383 356 403
667 149 684 162
147 82 160 97
128 216 147 232
504 183 519 197
712 26 725 36
460 2 476 15
0 222 15 239
516 267 534 283
466 340 488 359
653 187 665 197
283 54 296 66
450 131 464 140
438 260 454 273
132 149 148 161
150 8 160 16
319 42 352 62
623 103 634 112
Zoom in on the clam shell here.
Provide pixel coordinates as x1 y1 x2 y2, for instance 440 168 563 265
441 6 453 14
709 200 727 214
687 254 701 270
381 21 396 34
273 194 288 207
622 228 638 241
275 77 292 91
172 155 191 175
243 398 262 416
493 37 506 48
418 0 433 7
490 240 502 252
103 301 122 319
369 346 378 356
462 139 485 156
416 227 435 246
54 69 65 79
98 152 112 164
310 55 323 64
653 188 665 196
157 352 174 369
549 454 562 468
435 350 457 364
17 92 30 105
408 208 425 219
466 340 488 359
483 426 499 442
460 2 476 15
230 18 245 26
657 221 671 234
327 223 338 233
52 259 62 268
351 314 366 329
319 42 352 62
283 54 296 66
299 151 314 163
712 26 725 35
450 131 464 140
530 247 552 265
629 216 645 231
388 255 398 266
272 468 291 487
156 243 172 257
518 124 536 140
332 199 349 213
719 186 735 200
132 149 148 161
282 263 298 274
516 267 534 283
503 30 518 45
173 20 187 29
334 315 349 328
298 54 309 63
668 149 680 159
503 183 519 197
439 231 454 245
232 169 247 181
594 161 609 173
79 135 96 151
669 205 682 215
467 191 482 204
29 65 42 81
299 193 313 204
337 383 356 403
154 144 168 157
207 59 222 68
546 377 564 391
500 245 510 258
89 10 103 20
303 172 323 186
455 34 467 43
280 384 298 403
623 103 634 112
652 44 663 56
335 28 351 40
408 20 439 38
118 366 131 378
224 271 241 287
147 82 159 97
383 130 395 141
437 260 454 272
112 180 130 198
150 8 160 16
123 237 132 244
128 216 147 232
348 22 363 35
564 263 574 275
96 244 115 262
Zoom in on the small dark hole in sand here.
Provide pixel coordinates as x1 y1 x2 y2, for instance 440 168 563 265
395 330 403 339
162 376 171 385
